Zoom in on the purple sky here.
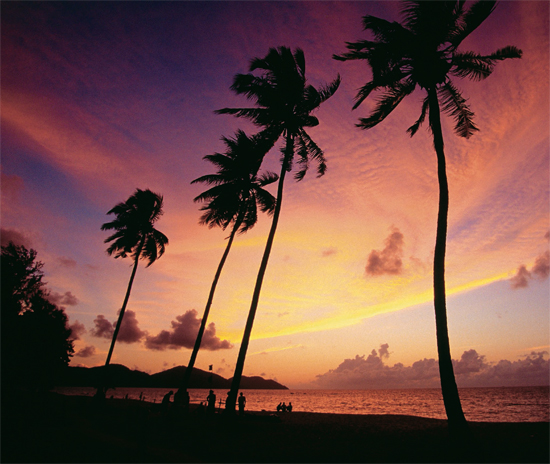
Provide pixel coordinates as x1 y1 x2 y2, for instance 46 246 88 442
2 1 548 388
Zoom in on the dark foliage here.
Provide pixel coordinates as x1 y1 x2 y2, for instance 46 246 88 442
1 242 74 390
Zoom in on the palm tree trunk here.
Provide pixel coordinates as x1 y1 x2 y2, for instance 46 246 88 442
105 239 144 367
428 87 467 433
225 135 293 413
176 219 241 397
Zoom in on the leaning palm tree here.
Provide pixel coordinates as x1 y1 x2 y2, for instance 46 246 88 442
334 1 521 432
101 188 168 368
175 130 278 399
216 46 340 411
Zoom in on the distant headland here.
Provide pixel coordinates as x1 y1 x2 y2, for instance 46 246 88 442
58 364 288 390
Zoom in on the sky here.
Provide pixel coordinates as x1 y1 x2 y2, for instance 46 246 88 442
2 1 549 389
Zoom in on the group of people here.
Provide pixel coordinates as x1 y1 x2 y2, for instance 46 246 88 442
276 401 292 412
162 389 247 415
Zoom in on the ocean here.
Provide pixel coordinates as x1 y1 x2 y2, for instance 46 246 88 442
53 386 549 422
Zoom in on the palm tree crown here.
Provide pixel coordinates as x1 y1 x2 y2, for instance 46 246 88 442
101 188 168 267
191 130 279 233
334 0 521 435
216 46 339 412
217 46 341 180
334 0 522 137
174 131 278 399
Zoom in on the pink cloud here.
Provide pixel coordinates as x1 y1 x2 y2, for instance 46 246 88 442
315 345 549 389
117 310 147 344
90 315 114 339
366 227 404 276
68 320 87 341
145 309 232 351
510 250 550 289
532 250 549 279
75 345 96 358
0 227 32 248
47 290 79 307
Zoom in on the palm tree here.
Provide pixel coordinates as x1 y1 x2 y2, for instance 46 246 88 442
175 130 278 399
334 1 521 432
101 188 168 368
216 46 340 412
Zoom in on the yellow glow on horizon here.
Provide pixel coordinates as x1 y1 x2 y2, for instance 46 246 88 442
222 270 518 344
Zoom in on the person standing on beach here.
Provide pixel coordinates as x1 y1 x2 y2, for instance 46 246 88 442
207 390 216 414
238 392 246 415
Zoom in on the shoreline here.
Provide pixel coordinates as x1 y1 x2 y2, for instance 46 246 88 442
2 391 548 463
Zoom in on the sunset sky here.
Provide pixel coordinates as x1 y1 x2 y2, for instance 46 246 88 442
2 1 548 389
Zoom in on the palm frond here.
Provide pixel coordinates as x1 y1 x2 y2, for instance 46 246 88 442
353 81 378 110
214 107 265 124
191 173 225 186
449 0 496 47
407 95 430 137
257 171 279 187
438 80 479 138
294 136 310 181
451 51 495 80
253 185 277 215
451 46 522 81
318 74 341 105
357 79 416 130
299 131 326 178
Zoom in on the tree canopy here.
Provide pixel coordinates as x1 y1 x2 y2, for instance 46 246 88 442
1 242 74 390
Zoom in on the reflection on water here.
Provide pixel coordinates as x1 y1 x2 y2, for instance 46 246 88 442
53 386 549 422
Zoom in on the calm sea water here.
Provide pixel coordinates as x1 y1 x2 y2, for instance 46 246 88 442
53 386 549 422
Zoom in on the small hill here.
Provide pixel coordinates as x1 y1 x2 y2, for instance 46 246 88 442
149 366 230 389
59 364 288 389
238 376 289 390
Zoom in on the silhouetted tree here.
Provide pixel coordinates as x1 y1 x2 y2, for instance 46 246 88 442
216 46 340 411
101 188 168 367
176 130 278 399
1 242 74 390
334 0 521 433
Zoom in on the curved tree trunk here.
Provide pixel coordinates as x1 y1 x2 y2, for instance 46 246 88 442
105 239 144 367
225 135 292 413
176 219 241 397
428 87 467 433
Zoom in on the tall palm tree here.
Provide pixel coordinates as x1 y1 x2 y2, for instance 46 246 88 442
334 1 521 432
101 188 168 368
175 130 278 399
216 46 340 412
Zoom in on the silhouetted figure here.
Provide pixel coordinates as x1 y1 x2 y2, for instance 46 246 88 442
196 402 205 415
162 390 174 406
281 402 287 412
175 389 190 412
238 392 246 415
139 392 143 401
287 402 293 412
93 387 106 403
276 402 282 412
207 390 216 414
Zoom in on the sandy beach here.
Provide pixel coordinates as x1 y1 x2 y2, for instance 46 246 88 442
2 391 548 463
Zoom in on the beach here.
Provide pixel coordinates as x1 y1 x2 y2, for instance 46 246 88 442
2 391 548 463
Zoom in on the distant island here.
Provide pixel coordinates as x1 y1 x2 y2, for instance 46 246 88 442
58 364 288 390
